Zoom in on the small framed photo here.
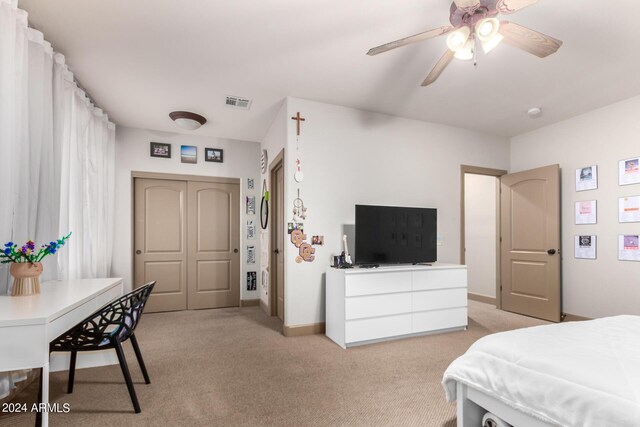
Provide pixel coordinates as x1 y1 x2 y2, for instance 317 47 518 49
150 142 171 158
575 200 597 225
574 235 596 260
181 145 197 164
205 148 224 163
575 165 597 191
619 157 640 186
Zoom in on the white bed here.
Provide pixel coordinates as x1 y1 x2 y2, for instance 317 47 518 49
442 315 640 427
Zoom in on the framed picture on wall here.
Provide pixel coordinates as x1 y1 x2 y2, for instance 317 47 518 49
619 157 640 186
575 165 597 191
150 142 171 158
180 145 197 163
205 148 223 163
575 200 597 225
574 235 596 260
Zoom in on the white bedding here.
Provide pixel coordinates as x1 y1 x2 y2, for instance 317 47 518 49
442 315 640 427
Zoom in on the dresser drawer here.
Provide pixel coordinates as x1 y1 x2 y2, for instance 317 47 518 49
345 272 411 297
346 313 412 343
412 307 467 334
412 269 467 291
412 288 467 312
345 293 411 320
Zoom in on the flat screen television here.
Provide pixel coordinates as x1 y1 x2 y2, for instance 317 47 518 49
355 204 437 265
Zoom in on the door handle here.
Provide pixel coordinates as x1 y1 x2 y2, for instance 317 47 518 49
136 250 142 255
547 249 556 255
274 249 280 254
234 249 238 253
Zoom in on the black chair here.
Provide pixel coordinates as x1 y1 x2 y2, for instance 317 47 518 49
49 281 156 414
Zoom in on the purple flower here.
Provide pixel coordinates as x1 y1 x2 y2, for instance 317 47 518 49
21 246 28 254
26 240 35 250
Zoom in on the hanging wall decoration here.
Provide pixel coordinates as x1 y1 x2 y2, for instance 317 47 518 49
247 245 256 264
290 229 315 263
294 159 304 183
619 157 640 186
248 178 255 190
247 220 256 239
150 142 171 158
246 196 256 215
260 179 269 230
292 189 307 222
575 165 597 191
247 272 257 291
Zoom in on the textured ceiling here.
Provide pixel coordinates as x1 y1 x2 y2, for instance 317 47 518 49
19 0 640 142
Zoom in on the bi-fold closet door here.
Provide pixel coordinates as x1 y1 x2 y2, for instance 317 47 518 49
134 177 240 313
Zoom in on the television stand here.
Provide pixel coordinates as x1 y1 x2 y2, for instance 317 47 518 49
326 263 468 349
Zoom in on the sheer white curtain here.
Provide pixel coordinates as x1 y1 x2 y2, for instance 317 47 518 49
0 0 115 398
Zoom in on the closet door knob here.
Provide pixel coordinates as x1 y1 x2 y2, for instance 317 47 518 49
234 249 239 253
135 250 142 255
547 249 556 255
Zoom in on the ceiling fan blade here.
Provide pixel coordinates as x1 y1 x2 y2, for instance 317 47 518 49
453 0 481 12
496 0 539 14
499 21 562 58
421 49 455 87
367 26 453 56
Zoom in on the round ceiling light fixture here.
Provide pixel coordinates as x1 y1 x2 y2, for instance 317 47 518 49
169 111 207 130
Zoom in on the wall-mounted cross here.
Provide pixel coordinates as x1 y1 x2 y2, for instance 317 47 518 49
291 112 306 136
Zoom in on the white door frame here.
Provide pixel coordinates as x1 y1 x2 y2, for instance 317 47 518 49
460 165 507 308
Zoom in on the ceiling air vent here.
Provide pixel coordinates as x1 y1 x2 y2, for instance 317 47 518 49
225 96 252 110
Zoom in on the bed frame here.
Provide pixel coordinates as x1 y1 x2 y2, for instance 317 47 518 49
455 382 556 427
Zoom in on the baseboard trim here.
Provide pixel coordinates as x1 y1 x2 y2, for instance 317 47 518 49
283 322 326 337
563 313 591 322
468 292 496 306
259 299 269 315
240 299 260 307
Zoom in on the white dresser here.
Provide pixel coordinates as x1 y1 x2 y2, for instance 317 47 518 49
326 264 467 348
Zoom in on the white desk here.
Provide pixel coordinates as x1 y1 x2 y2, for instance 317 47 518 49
0 278 123 426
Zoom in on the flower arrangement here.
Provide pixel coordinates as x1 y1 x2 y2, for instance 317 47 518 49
1 232 72 264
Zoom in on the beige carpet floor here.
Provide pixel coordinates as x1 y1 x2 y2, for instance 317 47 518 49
0 300 546 427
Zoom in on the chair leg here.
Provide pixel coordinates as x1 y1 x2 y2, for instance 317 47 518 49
67 351 77 394
114 340 141 413
129 333 151 384
35 368 43 427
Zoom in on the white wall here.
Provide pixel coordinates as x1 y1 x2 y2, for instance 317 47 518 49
112 126 261 300
259 101 288 308
511 95 640 318
464 173 497 299
273 97 510 327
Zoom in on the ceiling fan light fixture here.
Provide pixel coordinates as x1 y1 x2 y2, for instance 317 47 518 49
476 18 500 42
446 26 471 51
454 38 474 60
481 33 504 54
169 111 207 130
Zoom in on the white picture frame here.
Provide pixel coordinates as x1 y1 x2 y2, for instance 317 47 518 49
575 200 597 225
619 196 640 223
619 235 640 261
574 235 596 260
575 165 598 191
619 157 640 186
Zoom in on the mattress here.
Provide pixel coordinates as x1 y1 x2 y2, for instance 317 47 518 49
442 315 640 427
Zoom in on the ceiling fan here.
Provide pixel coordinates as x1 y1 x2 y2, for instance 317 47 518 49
367 0 563 87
